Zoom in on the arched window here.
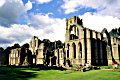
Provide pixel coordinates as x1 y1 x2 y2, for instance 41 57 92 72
67 44 70 58
78 42 82 58
72 43 76 58
118 45 120 61
103 33 107 38
69 25 79 40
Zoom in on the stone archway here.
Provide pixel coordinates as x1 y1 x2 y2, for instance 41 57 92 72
72 43 76 59
67 44 70 58
118 45 120 61
78 42 82 65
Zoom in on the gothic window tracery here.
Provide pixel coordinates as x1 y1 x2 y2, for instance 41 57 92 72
69 25 79 40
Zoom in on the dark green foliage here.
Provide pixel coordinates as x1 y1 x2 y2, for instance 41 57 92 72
0 47 4 52
21 43 29 48
109 27 120 38
55 40 64 49
11 43 21 49
3 47 12 65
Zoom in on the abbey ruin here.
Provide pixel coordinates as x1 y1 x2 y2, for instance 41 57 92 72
55 16 120 66
8 16 120 67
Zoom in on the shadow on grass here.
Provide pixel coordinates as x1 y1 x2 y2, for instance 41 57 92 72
0 65 67 80
0 66 38 80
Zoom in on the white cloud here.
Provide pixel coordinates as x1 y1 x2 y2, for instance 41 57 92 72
29 13 66 42
0 0 32 26
0 13 66 48
79 12 120 32
62 0 120 18
36 0 52 4
0 0 6 7
25 0 32 11
0 24 42 48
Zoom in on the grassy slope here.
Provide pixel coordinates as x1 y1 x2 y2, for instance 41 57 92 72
30 70 120 80
0 67 120 80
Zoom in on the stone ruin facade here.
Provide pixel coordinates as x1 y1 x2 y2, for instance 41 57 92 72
9 36 53 66
9 16 120 67
9 48 21 66
54 16 120 67
29 36 44 65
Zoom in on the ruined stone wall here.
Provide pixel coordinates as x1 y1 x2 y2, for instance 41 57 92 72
110 36 120 64
60 16 119 67
29 36 45 65
36 43 44 64
9 48 21 66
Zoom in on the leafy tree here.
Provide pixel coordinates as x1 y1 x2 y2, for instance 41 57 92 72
110 27 120 37
21 43 29 48
56 40 64 48
43 39 50 47
4 47 12 65
12 43 20 49
0 47 4 52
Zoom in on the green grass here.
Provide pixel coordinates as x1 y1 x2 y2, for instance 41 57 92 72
100 65 120 69
0 67 120 80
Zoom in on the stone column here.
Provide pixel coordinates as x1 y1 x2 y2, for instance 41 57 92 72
86 29 91 64
87 39 91 64
81 39 85 65
113 44 119 62
69 44 73 64
76 44 80 65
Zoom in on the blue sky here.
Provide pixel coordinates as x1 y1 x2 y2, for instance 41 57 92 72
20 0 97 22
0 0 120 48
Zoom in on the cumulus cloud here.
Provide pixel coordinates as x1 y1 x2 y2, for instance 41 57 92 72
62 0 120 18
1 0 120 49
0 24 45 48
25 0 32 11
0 0 32 26
79 12 120 32
29 13 66 42
0 0 6 7
36 0 52 4
61 0 120 32
0 13 66 48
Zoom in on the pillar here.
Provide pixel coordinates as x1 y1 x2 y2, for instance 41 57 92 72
86 29 91 64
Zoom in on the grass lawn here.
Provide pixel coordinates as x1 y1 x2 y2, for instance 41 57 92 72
0 66 120 80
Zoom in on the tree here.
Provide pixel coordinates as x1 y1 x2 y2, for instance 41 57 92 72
0 47 4 52
43 39 50 47
21 43 29 48
12 43 20 49
110 27 120 37
56 40 64 48
4 47 12 65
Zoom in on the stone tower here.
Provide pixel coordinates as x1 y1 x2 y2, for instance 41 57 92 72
29 36 44 65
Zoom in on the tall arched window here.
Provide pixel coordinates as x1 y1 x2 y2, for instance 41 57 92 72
72 43 76 58
118 45 120 61
78 42 82 58
69 25 79 40
67 44 70 58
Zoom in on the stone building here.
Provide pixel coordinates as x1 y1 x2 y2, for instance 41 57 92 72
8 16 120 67
29 36 45 65
8 36 54 66
9 48 21 66
29 36 53 66
54 16 120 66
